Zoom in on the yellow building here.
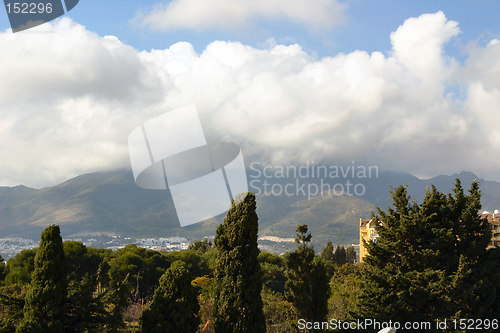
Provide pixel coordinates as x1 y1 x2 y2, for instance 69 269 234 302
359 217 379 263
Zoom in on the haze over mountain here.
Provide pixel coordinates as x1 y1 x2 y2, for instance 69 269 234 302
0 168 498 246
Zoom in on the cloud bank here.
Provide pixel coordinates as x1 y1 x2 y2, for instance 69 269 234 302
137 0 347 30
1 12 500 187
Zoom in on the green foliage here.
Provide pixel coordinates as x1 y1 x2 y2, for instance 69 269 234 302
346 246 356 264
259 251 286 293
321 242 355 273
0 284 26 332
357 180 494 326
188 238 213 253
108 244 170 300
17 225 67 333
201 247 219 273
103 273 130 332
3 249 36 286
212 193 266 333
285 225 330 332
466 247 500 316
261 262 286 294
320 241 334 261
65 274 107 332
164 250 211 278
258 251 285 267
328 263 363 321
140 260 200 333
262 289 298 333
0 255 5 284
333 245 347 265
63 241 104 282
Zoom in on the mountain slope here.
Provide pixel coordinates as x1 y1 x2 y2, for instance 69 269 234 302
1 169 499 245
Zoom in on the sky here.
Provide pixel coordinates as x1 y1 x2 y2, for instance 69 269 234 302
1 0 500 188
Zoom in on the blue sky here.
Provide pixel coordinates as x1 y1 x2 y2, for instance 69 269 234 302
2 0 500 58
2 1 500 187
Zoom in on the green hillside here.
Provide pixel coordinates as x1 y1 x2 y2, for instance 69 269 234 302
1 169 499 248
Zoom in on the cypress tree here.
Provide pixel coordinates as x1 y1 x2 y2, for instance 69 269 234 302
285 225 330 332
334 245 347 265
346 246 357 263
17 225 67 333
320 241 335 261
140 260 199 332
212 193 266 333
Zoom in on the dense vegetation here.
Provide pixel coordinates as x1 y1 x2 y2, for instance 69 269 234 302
0 182 498 332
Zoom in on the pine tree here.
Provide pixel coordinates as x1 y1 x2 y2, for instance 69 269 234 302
65 273 107 332
140 260 199 332
357 180 493 326
17 225 67 333
103 273 130 332
285 225 330 332
212 193 266 333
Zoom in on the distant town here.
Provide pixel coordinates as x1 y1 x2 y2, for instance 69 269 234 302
0 235 190 260
0 233 314 260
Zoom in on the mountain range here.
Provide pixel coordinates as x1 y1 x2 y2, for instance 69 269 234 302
0 168 499 247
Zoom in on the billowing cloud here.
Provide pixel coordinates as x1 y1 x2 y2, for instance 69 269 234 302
1 12 500 188
137 0 347 31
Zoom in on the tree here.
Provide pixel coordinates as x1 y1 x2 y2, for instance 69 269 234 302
17 225 67 333
262 289 298 333
212 193 266 333
140 260 199 332
188 238 213 253
328 263 363 321
0 284 27 332
164 250 211 278
3 249 36 286
63 241 103 283
320 241 335 261
285 225 330 332
357 180 493 327
108 244 170 300
65 274 107 332
346 246 357 264
333 245 347 265
0 255 5 284
103 273 130 332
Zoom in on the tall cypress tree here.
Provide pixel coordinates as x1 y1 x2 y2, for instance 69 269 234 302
285 225 330 332
334 245 347 265
357 180 493 327
140 260 199 332
17 225 67 333
212 193 266 333
320 241 335 261
346 246 357 264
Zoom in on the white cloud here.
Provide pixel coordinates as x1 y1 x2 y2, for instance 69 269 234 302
2 12 500 187
137 0 347 31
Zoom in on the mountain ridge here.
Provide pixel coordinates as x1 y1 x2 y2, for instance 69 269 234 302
1 168 499 246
